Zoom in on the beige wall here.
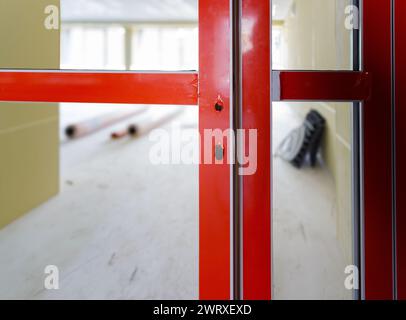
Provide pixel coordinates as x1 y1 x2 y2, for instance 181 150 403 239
0 0 60 229
278 0 354 265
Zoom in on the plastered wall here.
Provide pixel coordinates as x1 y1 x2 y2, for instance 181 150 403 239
0 0 60 229
278 0 354 265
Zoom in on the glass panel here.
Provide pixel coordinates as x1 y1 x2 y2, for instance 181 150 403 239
0 0 198 71
0 102 198 299
272 101 358 300
272 0 358 70
130 26 198 71
61 26 126 70
61 0 198 71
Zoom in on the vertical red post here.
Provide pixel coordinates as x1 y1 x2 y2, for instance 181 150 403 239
395 0 406 300
199 0 232 299
363 0 394 299
242 0 271 299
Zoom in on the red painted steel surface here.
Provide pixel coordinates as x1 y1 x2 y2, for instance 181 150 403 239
0 71 198 105
242 0 271 300
363 0 393 299
273 1 394 299
199 0 231 299
395 0 406 300
0 0 395 301
274 71 371 101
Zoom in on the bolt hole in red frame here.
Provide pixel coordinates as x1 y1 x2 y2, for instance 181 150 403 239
0 0 401 300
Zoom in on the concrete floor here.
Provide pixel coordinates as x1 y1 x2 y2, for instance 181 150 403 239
0 103 352 300
0 105 199 300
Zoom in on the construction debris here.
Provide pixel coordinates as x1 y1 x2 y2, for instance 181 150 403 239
65 108 147 139
111 109 183 140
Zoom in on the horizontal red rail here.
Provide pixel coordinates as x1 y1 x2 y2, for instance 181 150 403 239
0 71 198 105
272 71 371 101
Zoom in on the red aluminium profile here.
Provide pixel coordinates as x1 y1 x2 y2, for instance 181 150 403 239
199 0 232 299
395 0 406 300
0 71 198 105
0 0 392 302
272 0 393 299
363 0 393 299
272 70 371 101
242 0 271 300
274 1 393 298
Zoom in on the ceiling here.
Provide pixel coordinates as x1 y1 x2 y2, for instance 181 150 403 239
61 0 198 23
61 0 292 23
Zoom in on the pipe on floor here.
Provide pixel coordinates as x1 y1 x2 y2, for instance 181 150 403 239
65 107 147 139
110 109 184 140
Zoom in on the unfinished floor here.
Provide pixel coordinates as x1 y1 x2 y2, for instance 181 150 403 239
0 103 351 300
0 105 199 300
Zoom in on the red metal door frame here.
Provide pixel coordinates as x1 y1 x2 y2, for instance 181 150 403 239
0 71 198 105
199 0 232 300
0 0 234 301
240 0 394 300
362 0 393 299
395 0 406 300
271 0 394 300
241 0 271 300
0 0 396 300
